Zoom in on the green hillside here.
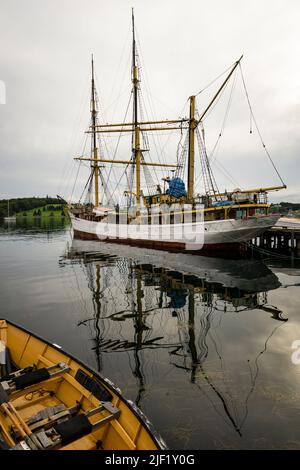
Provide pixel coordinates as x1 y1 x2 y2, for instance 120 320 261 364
16 204 68 219
0 197 67 220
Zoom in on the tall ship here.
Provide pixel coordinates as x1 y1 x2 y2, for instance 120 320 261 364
68 10 286 252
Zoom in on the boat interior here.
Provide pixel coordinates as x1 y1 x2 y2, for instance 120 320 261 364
0 320 159 450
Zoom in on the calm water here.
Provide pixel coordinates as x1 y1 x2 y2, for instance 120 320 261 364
1 219 300 449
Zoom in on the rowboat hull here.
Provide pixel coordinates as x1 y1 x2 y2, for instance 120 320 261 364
0 319 166 450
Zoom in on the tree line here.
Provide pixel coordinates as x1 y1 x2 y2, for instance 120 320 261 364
270 202 300 213
0 197 66 219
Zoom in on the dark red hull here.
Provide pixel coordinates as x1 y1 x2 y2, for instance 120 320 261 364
73 229 246 254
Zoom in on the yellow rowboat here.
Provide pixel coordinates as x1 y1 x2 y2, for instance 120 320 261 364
0 319 166 450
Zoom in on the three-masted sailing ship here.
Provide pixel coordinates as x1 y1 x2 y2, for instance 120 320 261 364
69 10 286 251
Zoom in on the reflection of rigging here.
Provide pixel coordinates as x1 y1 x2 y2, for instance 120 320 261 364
189 288 242 436
239 320 285 430
77 260 110 373
134 263 287 436
66 251 173 407
63 243 288 435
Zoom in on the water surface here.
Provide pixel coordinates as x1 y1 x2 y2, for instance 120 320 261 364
1 220 300 449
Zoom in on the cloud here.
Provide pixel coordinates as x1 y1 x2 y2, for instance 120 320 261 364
0 0 299 201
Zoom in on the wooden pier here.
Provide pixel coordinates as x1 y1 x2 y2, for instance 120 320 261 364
250 218 300 254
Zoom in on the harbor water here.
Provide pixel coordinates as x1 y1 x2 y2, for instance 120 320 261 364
1 219 300 449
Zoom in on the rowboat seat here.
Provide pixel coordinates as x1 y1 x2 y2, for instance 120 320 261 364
75 368 113 402
9 368 51 390
11 402 120 450
0 363 69 401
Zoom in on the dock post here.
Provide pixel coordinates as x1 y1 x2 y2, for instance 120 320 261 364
291 230 295 250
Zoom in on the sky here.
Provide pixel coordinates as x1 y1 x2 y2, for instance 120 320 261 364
0 0 299 203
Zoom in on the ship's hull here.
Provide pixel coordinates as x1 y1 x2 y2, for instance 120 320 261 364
70 213 279 252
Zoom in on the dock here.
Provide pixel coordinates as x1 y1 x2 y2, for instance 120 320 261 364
250 217 300 253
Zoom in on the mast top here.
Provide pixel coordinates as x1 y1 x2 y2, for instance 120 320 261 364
91 53 94 80
132 8 135 37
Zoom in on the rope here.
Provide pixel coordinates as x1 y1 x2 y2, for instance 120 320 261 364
239 64 286 187
138 87 161 189
58 71 90 198
79 167 93 203
105 26 131 114
175 132 188 181
195 71 242 192
108 161 132 205
210 70 237 164
196 125 220 197
104 91 133 195
70 161 82 202
195 62 235 96
99 171 114 206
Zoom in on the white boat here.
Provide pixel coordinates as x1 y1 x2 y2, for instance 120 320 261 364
3 200 16 223
70 211 280 251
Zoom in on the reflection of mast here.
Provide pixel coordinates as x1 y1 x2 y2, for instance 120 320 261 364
188 289 198 383
188 288 242 435
146 265 286 436
93 264 103 372
71 252 172 409
178 289 287 436
80 261 105 373
132 267 146 406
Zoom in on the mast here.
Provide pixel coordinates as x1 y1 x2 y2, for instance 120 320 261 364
197 56 243 123
187 58 243 201
132 9 141 209
132 9 138 130
187 96 196 201
91 55 99 207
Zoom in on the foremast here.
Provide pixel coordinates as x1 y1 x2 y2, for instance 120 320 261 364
132 8 141 211
91 55 99 207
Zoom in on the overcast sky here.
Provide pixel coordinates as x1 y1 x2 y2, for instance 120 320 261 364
0 0 299 203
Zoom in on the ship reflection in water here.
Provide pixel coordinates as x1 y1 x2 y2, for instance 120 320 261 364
62 240 292 449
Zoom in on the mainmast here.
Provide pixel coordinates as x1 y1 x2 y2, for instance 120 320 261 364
132 8 141 210
187 96 196 201
76 14 184 198
91 55 99 207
